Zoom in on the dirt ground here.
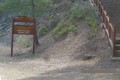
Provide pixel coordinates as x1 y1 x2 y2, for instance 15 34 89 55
0 21 120 80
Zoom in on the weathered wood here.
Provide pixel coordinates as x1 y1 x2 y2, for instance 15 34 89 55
11 16 36 56
91 0 116 57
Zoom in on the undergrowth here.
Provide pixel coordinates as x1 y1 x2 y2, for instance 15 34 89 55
70 2 98 39
52 2 98 39
85 17 98 39
38 25 49 37
0 31 3 37
52 20 77 39
16 35 32 48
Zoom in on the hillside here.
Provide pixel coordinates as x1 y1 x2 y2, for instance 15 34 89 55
0 19 114 80
0 0 120 80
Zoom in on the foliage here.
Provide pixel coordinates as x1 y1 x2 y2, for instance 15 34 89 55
70 3 83 19
1 0 52 17
52 20 77 38
69 2 98 39
34 0 52 17
82 7 95 18
0 0 52 31
70 3 95 20
0 0 98 40
52 21 68 38
85 17 98 39
68 24 77 33
38 25 48 37
16 35 32 48
0 31 3 37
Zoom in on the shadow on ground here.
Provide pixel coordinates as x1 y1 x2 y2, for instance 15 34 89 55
18 63 120 80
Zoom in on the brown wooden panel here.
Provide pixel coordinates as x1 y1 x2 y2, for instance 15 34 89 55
13 26 35 35
14 16 34 22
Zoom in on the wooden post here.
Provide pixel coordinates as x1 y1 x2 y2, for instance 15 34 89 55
33 19 36 54
113 26 116 56
11 18 14 56
33 34 35 54
31 0 39 45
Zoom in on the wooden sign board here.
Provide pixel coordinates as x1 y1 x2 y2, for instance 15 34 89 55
11 16 36 56
13 26 35 35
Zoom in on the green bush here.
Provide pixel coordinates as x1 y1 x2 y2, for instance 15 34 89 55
38 25 48 37
16 35 31 48
52 21 77 38
70 3 96 20
52 21 68 38
68 24 77 33
70 3 97 39
70 3 83 19
85 17 98 38
82 7 95 18
0 31 3 37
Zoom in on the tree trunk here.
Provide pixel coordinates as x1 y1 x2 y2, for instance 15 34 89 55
32 0 39 46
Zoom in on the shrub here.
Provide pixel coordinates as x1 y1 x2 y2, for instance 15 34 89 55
16 35 32 48
82 7 95 18
68 24 77 33
70 3 98 39
0 31 3 37
70 3 96 20
85 17 98 39
70 3 83 19
38 25 48 37
52 20 77 38
52 21 68 38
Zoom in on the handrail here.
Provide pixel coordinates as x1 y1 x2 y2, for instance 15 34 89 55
91 0 116 56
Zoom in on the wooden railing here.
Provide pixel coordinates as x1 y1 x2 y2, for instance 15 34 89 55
91 0 116 56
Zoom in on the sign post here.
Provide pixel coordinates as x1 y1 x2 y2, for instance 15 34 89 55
11 16 36 56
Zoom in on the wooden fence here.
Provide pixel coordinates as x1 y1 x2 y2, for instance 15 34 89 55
91 0 116 56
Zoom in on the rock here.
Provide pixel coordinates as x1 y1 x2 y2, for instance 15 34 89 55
82 54 95 60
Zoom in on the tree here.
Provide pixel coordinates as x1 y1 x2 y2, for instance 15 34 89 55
31 0 39 45
0 0 52 45
31 0 51 45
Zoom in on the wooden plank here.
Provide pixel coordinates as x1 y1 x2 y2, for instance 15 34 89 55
14 16 34 22
13 26 35 35
91 0 116 57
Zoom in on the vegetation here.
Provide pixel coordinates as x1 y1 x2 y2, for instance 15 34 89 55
70 3 84 20
16 35 32 48
52 20 77 38
85 17 98 37
69 2 98 39
0 0 52 31
0 31 3 37
51 2 98 39
38 25 49 37
0 0 98 45
0 0 52 45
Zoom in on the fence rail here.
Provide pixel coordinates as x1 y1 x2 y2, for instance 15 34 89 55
91 0 116 56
